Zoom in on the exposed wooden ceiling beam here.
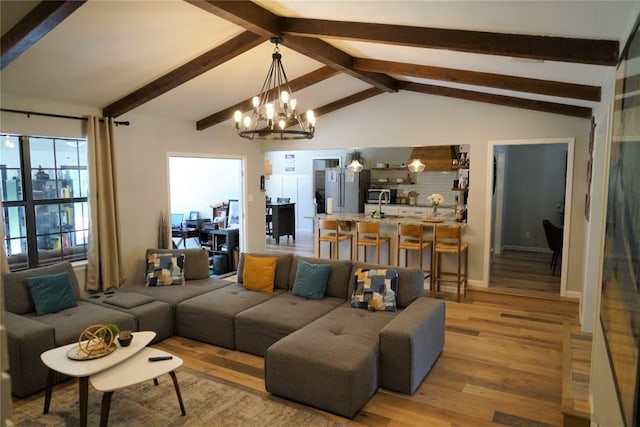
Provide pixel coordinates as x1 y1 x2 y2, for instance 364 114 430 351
281 18 619 66
103 31 263 118
1 1 86 70
313 87 384 118
354 58 601 102
399 81 592 119
185 0 397 92
196 66 339 130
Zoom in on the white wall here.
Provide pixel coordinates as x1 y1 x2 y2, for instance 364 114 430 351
0 95 266 286
262 91 591 293
169 156 242 220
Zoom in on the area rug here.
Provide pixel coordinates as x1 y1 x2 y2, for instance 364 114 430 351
11 368 343 426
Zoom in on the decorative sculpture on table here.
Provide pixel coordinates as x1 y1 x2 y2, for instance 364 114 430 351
76 323 119 358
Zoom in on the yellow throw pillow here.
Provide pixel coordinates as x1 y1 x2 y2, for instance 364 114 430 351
243 255 277 292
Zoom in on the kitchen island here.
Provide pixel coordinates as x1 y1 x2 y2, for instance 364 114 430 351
311 212 465 271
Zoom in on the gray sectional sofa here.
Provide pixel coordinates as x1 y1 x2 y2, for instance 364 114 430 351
3 247 445 419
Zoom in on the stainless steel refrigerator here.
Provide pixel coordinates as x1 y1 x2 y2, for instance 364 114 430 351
325 168 371 213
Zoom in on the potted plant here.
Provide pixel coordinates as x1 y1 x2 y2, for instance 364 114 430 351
118 330 133 347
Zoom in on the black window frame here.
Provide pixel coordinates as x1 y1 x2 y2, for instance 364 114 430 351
2 134 89 271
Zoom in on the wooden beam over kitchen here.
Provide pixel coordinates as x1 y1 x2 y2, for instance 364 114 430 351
354 58 601 102
1 1 87 70
281 18 619 66
399 81 592 119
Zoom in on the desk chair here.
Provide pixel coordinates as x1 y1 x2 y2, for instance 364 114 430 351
542 219 563 275
356 222 390 264
317 219 353 260
432 225 468 302
397 223 432 278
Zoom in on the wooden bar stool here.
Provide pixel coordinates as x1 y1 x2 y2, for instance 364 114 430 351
356 221 390 264
317 219 353 259
397 223 432 278
432 225 468 302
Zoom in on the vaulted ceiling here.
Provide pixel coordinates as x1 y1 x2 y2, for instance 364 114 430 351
1 1 637 131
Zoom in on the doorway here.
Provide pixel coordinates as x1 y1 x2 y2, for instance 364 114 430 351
485 138 574 296
168 155 245 252
312 157 340 214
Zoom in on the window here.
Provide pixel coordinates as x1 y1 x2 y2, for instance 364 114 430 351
2 134 89 271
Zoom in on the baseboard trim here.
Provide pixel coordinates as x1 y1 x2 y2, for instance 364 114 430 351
503 245 550 254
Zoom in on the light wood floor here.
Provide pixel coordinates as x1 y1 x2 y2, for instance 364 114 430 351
489 249 562 296
151 291 583 426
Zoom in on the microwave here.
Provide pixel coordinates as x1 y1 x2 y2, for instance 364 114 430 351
367 189 397 204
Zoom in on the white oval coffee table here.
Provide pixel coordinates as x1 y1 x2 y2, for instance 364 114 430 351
40 331 155 427
89 347 185 427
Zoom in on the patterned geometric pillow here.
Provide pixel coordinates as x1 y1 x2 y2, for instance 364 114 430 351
351 268 398 312
146 253 185 286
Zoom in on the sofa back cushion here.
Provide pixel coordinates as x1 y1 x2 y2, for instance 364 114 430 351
237 253 292 291
145 248 210 280
289 256 352 300
2 261 80 315
351 262 424 308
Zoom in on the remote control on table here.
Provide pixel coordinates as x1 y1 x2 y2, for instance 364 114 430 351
148 356 173 362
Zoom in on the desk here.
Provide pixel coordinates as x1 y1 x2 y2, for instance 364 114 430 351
171 228 200 248
267 203 295 244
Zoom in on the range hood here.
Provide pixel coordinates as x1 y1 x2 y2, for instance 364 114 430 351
408 146 459 171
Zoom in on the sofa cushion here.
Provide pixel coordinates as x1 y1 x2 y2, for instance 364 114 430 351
351 268 398 312
23 301 137 347
145 248 210 280
237 253 292 291
235 293 343 356
351 262 424 308
291 260 331 300
145 252 185 286
122 278 233 312
176 284 283 348
3 262 80 315
103 293 155 309
265 305 395 418
25 272 78 316
242 255 277 292
289 256 352 299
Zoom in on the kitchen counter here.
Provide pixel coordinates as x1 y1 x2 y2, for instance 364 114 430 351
312 212 464 227
364 203 458 209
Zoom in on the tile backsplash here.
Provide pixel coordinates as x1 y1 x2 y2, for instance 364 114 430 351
373 169 468 207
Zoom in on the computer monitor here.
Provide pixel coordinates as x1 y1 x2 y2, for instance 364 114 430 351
171 213 184 228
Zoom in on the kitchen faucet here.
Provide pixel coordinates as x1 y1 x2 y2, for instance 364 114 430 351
375 189 391 218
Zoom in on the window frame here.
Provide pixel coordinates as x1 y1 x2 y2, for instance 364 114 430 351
2 134 89 270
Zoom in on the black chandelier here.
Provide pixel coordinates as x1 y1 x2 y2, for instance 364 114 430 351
234 38 315 141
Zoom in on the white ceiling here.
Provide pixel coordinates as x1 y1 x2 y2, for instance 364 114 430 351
1 0 638 125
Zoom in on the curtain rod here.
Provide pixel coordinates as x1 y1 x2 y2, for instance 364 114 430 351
0 108 130 126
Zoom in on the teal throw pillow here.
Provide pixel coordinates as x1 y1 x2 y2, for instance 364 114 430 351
351 268 398 312
25 272 78 316
291 260 331 300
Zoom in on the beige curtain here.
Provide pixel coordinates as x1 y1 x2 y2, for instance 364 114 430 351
86 117 125 291
0 201 10 275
